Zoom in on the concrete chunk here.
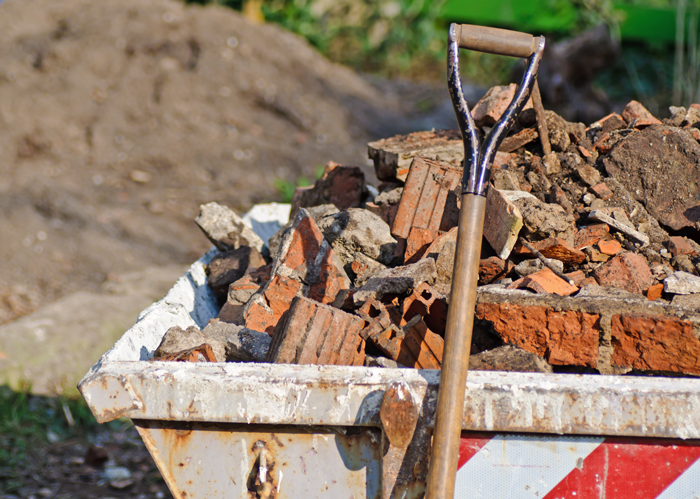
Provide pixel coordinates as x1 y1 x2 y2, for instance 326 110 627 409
483 188 525 259
353 258 437 306
317 208 397 266
664 271 700 295
201 319 270 362
195 202 264 253
589 209 650 246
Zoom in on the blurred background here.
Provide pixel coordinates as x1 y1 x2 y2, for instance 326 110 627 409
0 0 697 497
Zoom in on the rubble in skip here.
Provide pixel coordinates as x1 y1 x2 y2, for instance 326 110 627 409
153 93 700 377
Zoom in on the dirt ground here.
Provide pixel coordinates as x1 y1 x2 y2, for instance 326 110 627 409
0 0 460 328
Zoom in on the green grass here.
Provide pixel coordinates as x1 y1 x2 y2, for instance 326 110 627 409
0 385 100 469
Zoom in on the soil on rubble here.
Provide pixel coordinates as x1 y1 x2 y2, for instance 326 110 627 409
0 0 453 327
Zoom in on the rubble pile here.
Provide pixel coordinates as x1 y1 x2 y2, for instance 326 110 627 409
153 87 700 376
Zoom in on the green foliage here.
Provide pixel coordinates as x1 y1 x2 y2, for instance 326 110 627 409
0 386 99 476
273 165 324 203
261 0 448 78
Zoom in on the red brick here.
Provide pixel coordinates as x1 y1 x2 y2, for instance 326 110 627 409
669 236 698 257
404 227 439 263
590 182 613 201
507 268 578 296
498 127 538 153
156 344 217 363
592 251 653 294
368 129 463 182
578 145 593 159
392 157 461 239
611 314 700 374
513 237 585 265
207 246 266 300
574 224 610 250
549 184 574 214
493 151 513 169
357 298 402 341
621 100 661 126
597 239 622 256
370 317 444 369
219 264 272 323
290 161 365 216
400 283 447 335
475 302 599 367
243 275 302 334
471 84 533 127
479 256 509 285
267 296 365 366
565 270 586 286
646 283 664 301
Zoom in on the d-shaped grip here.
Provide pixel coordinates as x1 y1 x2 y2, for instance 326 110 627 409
456 23 539 58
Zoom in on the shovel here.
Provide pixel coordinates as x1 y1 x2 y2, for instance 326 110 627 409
424 24 546 499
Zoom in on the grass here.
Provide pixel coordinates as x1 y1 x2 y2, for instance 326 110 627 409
273 164 326 203
0 385 104 490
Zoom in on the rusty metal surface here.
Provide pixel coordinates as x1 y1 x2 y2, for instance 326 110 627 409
134 421 381 499
80 360 700 439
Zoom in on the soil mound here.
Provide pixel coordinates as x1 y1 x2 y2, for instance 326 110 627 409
0 0 398 324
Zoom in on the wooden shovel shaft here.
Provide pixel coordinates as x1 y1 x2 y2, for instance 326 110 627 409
425 193 486 499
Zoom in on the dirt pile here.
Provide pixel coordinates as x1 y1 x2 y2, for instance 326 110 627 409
153 93 700 377
0 0 404 326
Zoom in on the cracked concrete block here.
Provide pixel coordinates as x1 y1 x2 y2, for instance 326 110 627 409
195 202 264 253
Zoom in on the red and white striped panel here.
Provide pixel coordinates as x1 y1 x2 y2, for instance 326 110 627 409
456 432 700 498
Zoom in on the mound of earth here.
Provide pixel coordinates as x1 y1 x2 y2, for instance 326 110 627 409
0 0 407 326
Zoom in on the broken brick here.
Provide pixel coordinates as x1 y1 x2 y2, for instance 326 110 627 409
368 130 463 182
357 298 402 341
479 256 509 285
475 302 599 367
498 127 538 153
353 258 437 306
156 344 218 363
290 161 365 217
592 251 653 294
576 164 601 187
565 270 586 286
597 239 622 256
590 182 613 201
669 236 698 257
646 283 664 301
392 156 461 239
267 296 365 366
493 151 513 169
471 84 533 127
574 224 610 250
400 283 448 335
219 264 271 324
207 246 266 300
577 145 593 159
368 316 444 369
513 237 585 265
611 314 700 374
621 100 662 126
549 184 574 214
404 227 439 264
243 275 302 334
507 268 578 296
